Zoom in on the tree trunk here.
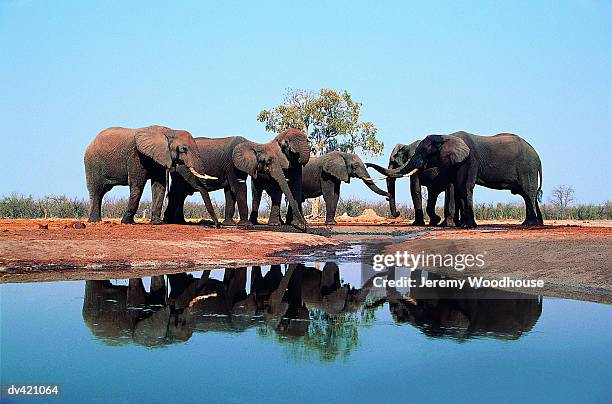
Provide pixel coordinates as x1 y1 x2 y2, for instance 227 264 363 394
310 196 321 218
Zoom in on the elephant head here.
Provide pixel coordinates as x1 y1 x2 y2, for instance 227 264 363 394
233 140 307 227
322 152 389 197
135 125 214 180
384 135 470 178
274 128 311 166
366 143 418 218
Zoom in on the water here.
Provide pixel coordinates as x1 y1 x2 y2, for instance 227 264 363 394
1 263 611 403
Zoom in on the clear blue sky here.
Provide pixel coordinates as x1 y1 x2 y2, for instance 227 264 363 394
2 1 610 205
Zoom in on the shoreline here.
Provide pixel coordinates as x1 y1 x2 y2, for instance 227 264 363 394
1 219 611 305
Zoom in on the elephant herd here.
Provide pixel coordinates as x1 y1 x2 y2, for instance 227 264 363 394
84 126 543 228
82 264 542 349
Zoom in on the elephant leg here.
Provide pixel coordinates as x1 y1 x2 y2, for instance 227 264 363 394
535 200 544 225
230 179 250 225
267 189 284 226
249 180 263 224
223 187 236 225
163 173 188 224
149 275 167 305
149 172 166 225
520 173 542 226
164 189 188 224
286 166 304 225
440 184 456 227
426 189 441 226
122 172 147 224
462 185 477 228
199 188 220 227
410 176 425 226
453 181 465 227
520 193 540 226
322 179 339 225
88 183 112 222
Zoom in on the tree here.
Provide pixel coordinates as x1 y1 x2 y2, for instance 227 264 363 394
258 88 384 157
258 88 384 218
549 185 575 219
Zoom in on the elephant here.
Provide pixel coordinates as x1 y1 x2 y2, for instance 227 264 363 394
84 125 214 224
386 131 543 227
82 277 193 347
163 129 309 229
385 269 543 340
249 129 311 226
163 135 250 226
298 151 389 225
367 142 456 226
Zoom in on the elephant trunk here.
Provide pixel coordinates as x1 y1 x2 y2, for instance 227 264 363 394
367 161 418 179
365 162 401 217
386 177 400 218
361 178 389 198
270 166 307 230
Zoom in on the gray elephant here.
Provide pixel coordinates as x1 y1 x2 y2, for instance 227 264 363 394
249 129 311 226
163 135 250 226
367 142 456 226
84 125 214 224
387 131 543 227
299 151 389 225
163 129 309 229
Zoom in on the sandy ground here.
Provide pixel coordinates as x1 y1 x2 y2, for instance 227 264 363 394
0 219 339 279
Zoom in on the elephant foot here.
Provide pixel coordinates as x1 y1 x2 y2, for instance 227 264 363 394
266 219 282 226
237 220 254 229
428 215 441 226
149 217 164 225
325 219 337 226
521 218 541 226
461 221 477 229
222 219 235 226
439 218 455 227
410 220 426 226
88 216 101 223
121 216 136 224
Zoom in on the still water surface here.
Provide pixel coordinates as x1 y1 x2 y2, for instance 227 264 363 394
1 262 611 403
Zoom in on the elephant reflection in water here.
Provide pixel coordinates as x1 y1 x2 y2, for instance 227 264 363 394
82 276 193 347
82 263 371 356
83 264 543 351
385 269 543 340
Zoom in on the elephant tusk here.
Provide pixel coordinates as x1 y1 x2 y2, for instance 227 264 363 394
403 168 419 177
188 293 218 308
189 167 218 180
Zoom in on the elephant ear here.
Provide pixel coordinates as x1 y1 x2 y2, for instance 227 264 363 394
440 135 470 166
135 127 173 168
233 142 259 178
276 128 311 165
323 153 349 182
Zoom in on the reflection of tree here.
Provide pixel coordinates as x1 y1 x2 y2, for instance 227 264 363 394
258 304 379 363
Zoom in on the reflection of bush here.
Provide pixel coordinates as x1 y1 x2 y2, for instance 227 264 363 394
257 306 379 363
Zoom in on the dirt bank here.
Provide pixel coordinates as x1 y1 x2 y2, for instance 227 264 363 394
0 219 339 279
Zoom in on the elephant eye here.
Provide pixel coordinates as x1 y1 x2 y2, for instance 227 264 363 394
178 146 188 153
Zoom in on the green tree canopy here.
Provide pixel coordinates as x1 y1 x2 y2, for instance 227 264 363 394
257 88 384 157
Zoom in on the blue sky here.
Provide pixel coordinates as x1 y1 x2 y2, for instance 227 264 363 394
2 1 610 205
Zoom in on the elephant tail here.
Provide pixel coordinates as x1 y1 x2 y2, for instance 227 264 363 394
537 162 543 203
